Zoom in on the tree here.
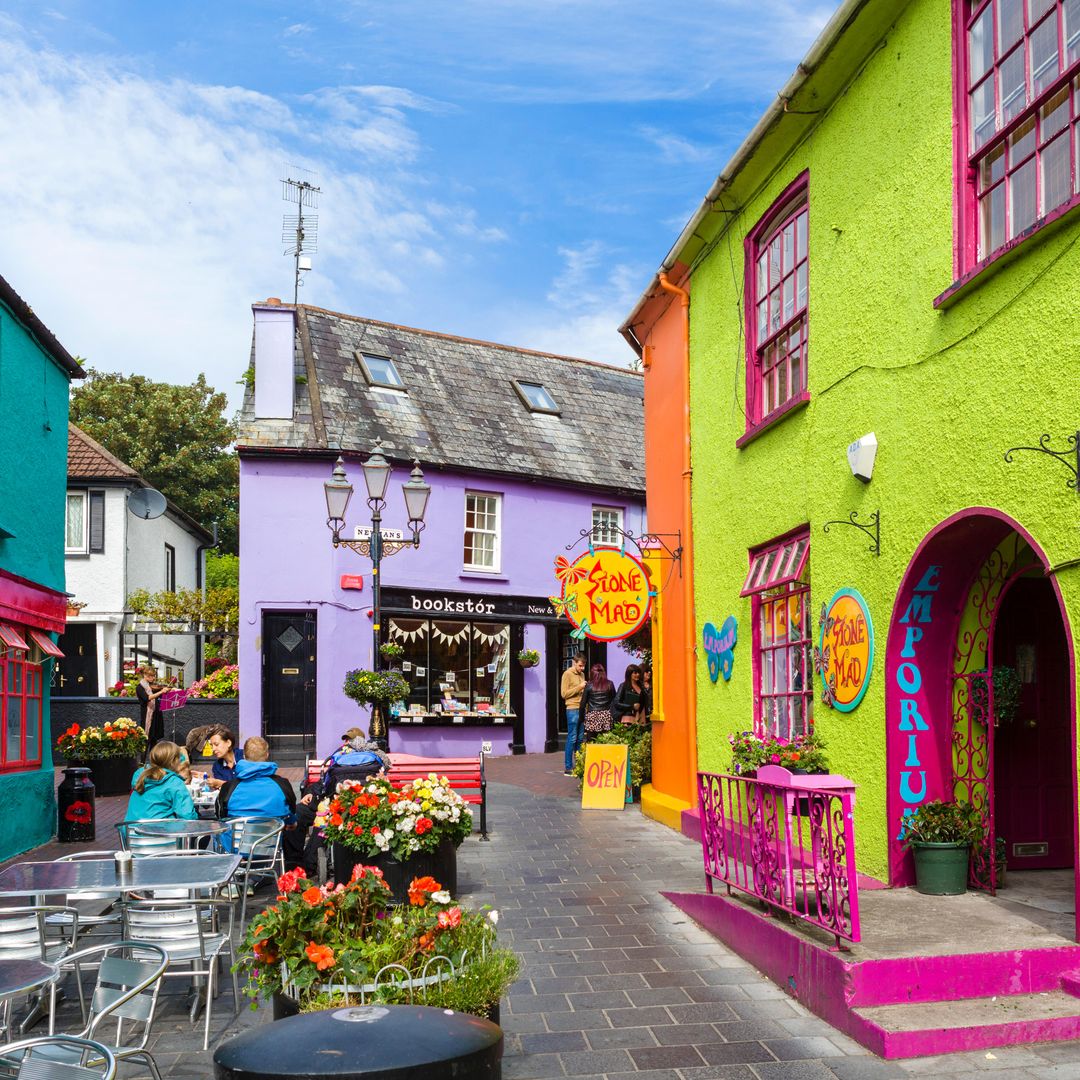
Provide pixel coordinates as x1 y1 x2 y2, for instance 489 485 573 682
70 370 239 552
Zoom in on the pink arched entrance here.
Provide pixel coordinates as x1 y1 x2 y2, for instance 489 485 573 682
885 509 1079 935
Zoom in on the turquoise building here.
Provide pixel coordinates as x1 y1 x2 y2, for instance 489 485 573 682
0 275 83 860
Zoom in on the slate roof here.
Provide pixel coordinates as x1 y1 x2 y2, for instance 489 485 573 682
237 306 645 496
68 424 140 481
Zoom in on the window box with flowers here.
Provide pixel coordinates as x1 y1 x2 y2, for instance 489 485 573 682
237 867 517 1024
55 719 148 796
315 773 472 904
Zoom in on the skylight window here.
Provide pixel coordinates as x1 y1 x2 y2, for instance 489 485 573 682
512 379 560 415
357 352 405 390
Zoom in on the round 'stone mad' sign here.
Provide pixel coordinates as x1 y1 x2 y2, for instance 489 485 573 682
819 588 874 712
555 548 652 642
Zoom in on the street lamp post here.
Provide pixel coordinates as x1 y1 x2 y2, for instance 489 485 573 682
324 446 431 747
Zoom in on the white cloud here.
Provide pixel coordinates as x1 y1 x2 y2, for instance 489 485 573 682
638 126 718 166
0 27 504 407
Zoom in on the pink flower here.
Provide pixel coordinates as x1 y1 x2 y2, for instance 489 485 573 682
770 753 781 764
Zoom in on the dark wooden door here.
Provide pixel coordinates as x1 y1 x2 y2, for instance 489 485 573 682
993 578 1073 870
53 624 98 697
262 612 316 740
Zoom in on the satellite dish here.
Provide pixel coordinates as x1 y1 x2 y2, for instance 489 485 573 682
127 488 167 520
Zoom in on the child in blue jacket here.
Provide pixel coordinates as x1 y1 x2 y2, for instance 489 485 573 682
127 741 197 821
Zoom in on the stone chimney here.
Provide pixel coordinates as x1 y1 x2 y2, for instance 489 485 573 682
252 298 297 420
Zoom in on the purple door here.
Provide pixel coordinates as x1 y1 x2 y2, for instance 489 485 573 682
993 578 1072 871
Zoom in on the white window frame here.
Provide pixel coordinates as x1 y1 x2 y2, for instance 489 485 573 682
591 506 624 547
164 543 176 592
65 491 88 554
463 492 502 573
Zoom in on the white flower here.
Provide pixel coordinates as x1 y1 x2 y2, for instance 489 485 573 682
487 910 499 925
392 916 403 926
431 890 451 904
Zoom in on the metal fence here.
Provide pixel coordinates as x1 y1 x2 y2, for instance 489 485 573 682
697 770 860 949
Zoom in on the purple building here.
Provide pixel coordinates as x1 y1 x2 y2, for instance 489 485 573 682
237 301 645 761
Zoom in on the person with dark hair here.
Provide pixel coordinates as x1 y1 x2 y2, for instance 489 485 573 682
560 652 587 776
127 741 197 821
205 727 244 790
135 665 168 750
580 663 616 737
614 664 646 725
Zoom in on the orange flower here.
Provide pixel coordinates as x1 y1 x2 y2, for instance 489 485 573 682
253 939 277 964
305 941 335 970
408 876 440 906
329 814 343 827
417 931 435 952
301 886 324 905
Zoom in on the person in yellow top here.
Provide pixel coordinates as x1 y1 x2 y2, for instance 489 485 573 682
560 652 587 776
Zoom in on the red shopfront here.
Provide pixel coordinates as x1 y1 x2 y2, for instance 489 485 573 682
0 568 66 772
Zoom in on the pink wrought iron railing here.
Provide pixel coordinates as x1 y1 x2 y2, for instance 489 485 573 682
697 768 860 949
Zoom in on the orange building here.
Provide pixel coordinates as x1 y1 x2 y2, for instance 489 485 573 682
620 267 698 830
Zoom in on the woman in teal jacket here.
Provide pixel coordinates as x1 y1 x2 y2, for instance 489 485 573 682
127 741 197 821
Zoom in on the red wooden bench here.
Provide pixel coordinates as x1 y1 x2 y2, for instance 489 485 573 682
387 753 488 841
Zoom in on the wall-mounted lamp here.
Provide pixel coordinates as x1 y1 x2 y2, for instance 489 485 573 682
847 432 878 484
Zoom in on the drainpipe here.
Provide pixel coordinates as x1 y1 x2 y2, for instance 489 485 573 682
657 272 698 804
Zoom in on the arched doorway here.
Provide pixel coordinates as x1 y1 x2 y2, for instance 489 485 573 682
885 510 1078 934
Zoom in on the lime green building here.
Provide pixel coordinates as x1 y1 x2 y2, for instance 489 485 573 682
623 0 1080 915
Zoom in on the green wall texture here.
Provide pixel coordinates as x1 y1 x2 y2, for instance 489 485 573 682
0 294 74 860
685 0 1080 882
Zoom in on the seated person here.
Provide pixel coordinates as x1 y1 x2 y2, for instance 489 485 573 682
284 729 388 874
127 741 197 821
216 736 296 823
206 726 244 790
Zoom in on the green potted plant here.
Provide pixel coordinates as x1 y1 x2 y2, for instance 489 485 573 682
970 666 1022 725
379 641 405 661
900 799 984 895
517 648 540 668
343 668 410 740
237 867 518 1024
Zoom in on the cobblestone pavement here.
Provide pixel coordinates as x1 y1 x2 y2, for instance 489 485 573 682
26 753 1080 1077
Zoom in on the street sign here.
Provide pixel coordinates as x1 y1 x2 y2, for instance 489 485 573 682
353 526 405 541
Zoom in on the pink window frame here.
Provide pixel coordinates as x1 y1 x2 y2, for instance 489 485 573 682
741 171 810 442
745 528 814 739
0 638 43 773
950 0 1080 281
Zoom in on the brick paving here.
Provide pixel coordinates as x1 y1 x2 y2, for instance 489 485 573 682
18 753 1080 1076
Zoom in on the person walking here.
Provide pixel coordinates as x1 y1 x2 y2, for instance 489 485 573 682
560 652 587 776
580 663 616 738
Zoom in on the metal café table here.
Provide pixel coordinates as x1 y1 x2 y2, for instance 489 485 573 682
132 819 230 848
0 854 242 898
0 958 59 1039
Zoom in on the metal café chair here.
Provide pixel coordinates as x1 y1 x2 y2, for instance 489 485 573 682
113 822 180 859
0 908 80 1036
47 942 166 1080
219 817 284 936
0 1035 117 1079
121 900 237 1051
45 857 122 946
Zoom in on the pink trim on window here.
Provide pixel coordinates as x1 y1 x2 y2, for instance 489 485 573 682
952 0 1080 274
741 530 810 597
742 171 810 439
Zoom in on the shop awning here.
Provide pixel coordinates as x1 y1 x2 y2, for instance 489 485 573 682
0 624 30 651
28 630 64 658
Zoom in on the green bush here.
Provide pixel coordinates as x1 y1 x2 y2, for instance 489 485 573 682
572 727 651 786
900 800 984 847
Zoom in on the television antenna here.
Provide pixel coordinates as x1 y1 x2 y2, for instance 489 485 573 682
282 165 321 304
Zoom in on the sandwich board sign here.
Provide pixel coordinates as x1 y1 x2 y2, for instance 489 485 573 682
581 743 631 810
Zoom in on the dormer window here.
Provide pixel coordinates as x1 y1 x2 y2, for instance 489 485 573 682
512 380 560 415
357 353 405 390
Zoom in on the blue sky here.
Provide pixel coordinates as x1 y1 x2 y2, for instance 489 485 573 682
0 1 830 406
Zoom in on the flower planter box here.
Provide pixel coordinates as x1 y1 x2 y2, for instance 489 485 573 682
330 838 459 903
271 991 500 1025
67 756 138 797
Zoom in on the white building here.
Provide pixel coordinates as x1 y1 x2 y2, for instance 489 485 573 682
57 425 214 696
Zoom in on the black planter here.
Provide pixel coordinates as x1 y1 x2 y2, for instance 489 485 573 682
57 767 96 842
68 756 138 797
330 839 459 902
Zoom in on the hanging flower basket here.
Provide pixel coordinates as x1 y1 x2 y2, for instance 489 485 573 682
517 649 540 668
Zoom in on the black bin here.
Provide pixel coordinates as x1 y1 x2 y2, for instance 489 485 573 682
57 767 95 843
213 1004 502 1080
